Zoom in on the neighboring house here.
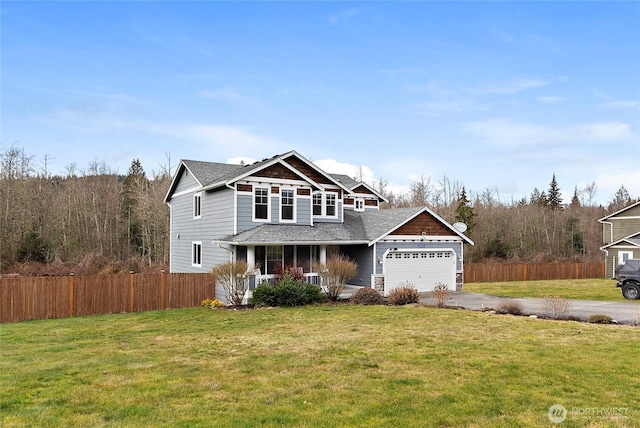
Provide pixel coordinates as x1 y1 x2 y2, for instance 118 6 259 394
164 150 473 300
599 201 640 278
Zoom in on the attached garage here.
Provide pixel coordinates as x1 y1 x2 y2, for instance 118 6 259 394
383 248 456 295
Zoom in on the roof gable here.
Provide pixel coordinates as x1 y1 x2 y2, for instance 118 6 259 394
390 211 453 236
599 201 640 222
600 231 640 250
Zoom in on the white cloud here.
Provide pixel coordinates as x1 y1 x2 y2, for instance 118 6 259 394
599 100 640 109
595 171 640 200
537 96 566 104
314 159 375 183
199 87 258 105
463 119 634 148
468 78 550 95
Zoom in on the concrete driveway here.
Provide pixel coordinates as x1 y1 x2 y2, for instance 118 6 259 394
421 291 640 325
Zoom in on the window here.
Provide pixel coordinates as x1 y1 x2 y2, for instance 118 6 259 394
313 193 322 216
266 246 283 274
619 251 633 264
281 189 295 221
193 193 202 218
355 198 364 212
326 193 337 217
192 242 202 267
254 187 269 221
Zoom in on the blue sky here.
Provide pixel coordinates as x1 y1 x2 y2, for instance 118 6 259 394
2 1 639 205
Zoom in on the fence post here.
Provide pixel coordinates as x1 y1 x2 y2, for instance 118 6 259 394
129 271 134 313
69 273 75 317
160 269 165 310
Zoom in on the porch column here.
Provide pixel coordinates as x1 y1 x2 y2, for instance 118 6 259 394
247 245 256 270
319 245 327 265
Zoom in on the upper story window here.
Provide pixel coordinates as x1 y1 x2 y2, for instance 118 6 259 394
193 192 202 219
326 193 337 217
254 187 270 221
354 198 364 212
192 241 202 267
281 189 295 221
313 193 322 216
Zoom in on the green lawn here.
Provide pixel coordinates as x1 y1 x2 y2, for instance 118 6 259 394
1 305 638 427
464 278 637 302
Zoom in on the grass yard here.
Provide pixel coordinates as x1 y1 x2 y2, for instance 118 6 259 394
464 278 637 302
1 304 638 427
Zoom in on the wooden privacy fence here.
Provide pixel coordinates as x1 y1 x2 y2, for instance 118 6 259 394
465 262 605 283
0 271 214 323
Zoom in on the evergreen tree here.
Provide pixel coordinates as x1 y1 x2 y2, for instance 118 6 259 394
547 173 562 210
122 159 148 257
608 185 633 212
530 188 547 207
454 187 476 235
569 186 581 209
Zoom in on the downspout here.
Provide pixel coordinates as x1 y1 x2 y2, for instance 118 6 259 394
217 243 235 262
600 220 613 278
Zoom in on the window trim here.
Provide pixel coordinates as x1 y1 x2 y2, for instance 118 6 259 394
192 241 202 267
253 187 271 222
193 192 202 219
312 192 323 216
618 250 634 265
325 192 338 218
354 198 365 212
280 188 296 222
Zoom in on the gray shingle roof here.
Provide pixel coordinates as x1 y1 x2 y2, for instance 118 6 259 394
215 207 425 245
330 173 360 189
182 160 244 187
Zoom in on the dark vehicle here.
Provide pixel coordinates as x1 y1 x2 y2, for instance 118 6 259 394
614 259 640 300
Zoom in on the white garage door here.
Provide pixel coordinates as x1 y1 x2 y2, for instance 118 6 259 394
384 248 456 295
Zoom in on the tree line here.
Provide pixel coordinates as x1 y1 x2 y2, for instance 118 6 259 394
1 145 637 275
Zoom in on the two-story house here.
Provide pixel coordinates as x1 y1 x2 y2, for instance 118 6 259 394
599 200 640 278
164 150 473 300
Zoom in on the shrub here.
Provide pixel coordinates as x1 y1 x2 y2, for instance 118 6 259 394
211 260 252 307
432 283 450 308
273 264 306 283
314 254 358 301
201 298 225 309
251 276 325 307
388 283 420 305
542 296 572 319
496 299 523 315
351 287 384 305
588 314 613 324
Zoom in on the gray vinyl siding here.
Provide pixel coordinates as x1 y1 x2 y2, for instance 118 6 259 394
174 169 200 193
610 218 640 242
169 187 235 272
236 193 312 232
297 197 312 224
341 245 374 286
237 193 253 233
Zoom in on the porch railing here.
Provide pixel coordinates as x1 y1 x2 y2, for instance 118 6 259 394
254 273 320 287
